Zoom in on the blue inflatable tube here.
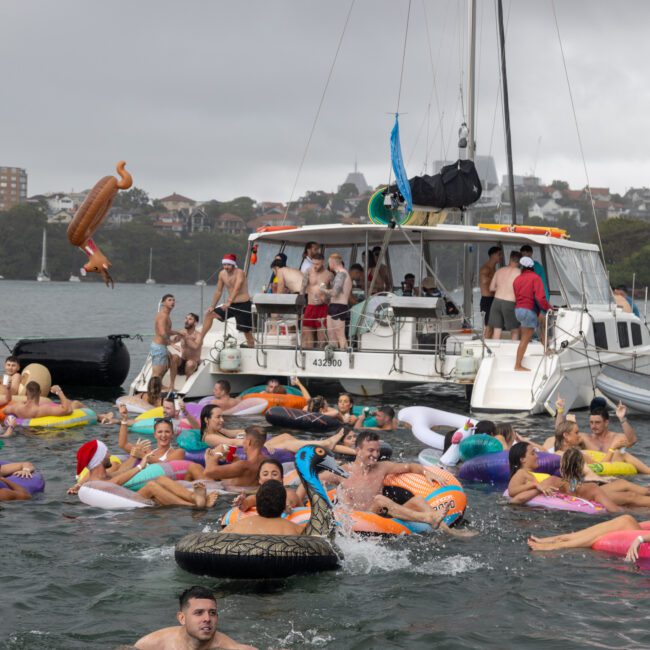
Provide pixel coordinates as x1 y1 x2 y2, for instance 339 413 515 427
458 450 560 484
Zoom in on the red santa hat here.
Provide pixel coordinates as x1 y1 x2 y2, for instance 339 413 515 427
221 253 237 267
76 439 108 476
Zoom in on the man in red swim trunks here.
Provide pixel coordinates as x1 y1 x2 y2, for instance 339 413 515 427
301 252 332 349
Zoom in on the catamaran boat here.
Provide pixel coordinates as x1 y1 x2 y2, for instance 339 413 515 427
128 222 650 414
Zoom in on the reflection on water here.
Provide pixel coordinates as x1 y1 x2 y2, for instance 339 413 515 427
2 282 650 648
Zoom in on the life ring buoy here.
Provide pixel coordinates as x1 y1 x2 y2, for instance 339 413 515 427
477 223 569 238
255 225 299 233
67 161 132 288
265 407 339 432
175 445 347 579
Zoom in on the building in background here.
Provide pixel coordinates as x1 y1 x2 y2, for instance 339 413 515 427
0 166 27 210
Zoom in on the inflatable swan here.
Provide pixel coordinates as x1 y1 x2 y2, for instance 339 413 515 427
67 161 132 288
174 445 348 579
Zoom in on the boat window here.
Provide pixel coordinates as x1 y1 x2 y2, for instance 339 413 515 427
631 322 643 346
617 322 630 348
593 322 608 350
548 247 611 308
426 241 468 295
246 241 280 293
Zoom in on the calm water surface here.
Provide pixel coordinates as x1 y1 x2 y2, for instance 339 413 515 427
1 281 650 649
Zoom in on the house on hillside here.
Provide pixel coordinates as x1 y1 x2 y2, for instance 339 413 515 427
256 201 285 215
105 210 134 228
585 187 610 202
529 198 581 223
47 209 73 224
159 193 196 212
247 213 303 230
153 211 187 235
215 212 248 235
44 193 74 214
188 208 211 234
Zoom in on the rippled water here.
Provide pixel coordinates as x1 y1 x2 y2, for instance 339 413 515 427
2 281 650 649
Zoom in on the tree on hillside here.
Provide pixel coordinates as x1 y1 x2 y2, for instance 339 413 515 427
598 217 650 266
219 196 255 219
551 180 569 190
336 183 358 199
113 187 151 212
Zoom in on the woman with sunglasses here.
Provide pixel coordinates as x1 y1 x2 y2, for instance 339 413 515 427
117 404 185 462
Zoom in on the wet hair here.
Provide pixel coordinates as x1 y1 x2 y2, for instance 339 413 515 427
509 250 522 263
377 405 395 419
554 420 579 451
495 423 515 445
520 245 533 254
307 396 327 413
312 252 325 261
560 447 585 483
590 407 610 421
200 404 221 437
256 479 287 518
25 381 40 399
215 379 231 394
615 284 629 294
266 377 280 387
257 458 284 482
508 441 530 478
245 425 267 449
5 355 19 366
146 376 162 405
179 586 216 610
272 385 287 394
161 293 174 302
356 429 381 448
488 246 502 257
589 397 607 411
475 420 496 436
350 263 363 273
187 312 200 323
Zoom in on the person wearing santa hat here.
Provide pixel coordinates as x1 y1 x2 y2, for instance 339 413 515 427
68 439 218 508
202 254 255 347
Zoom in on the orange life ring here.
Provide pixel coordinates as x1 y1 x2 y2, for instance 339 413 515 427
67 161 132 287
477 223 568 239
255 225 299 233
245 393 307 412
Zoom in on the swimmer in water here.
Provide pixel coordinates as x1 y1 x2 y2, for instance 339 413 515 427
507 442 566 504
233 458 303 513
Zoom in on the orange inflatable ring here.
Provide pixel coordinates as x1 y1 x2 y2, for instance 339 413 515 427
245 392 307 412
255 225 299 233
477 223 568 239
67 161 132 287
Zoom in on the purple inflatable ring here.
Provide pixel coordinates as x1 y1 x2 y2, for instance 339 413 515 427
0 460 45 495
458 450 560 484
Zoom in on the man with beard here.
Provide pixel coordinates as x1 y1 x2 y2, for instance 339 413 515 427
168 312 203 389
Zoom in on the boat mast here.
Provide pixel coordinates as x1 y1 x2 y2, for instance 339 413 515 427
41 229 47 275
497 0 517 224
463 0 477 320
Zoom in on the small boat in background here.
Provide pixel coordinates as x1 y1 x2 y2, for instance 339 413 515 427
596 365 650 414
36 229 51 282
68 273 81 282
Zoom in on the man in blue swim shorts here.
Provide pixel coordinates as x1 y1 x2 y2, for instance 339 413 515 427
151 294 181 380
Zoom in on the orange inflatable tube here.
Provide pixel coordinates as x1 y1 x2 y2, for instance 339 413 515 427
68 161 133 288
245 392 307 412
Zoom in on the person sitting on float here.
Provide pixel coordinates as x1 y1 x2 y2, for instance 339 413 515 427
233 458 303 513
262 377 281 394
4 381 75 419
507 442 566 504
136 376 164 408
560 447 650 511
222 479 304 536
3 356 22 396
209 379 240 411
489 422 537 451
68 439 218 508
354 405 398 431
117 404 185 463
528 514 650 562
200 404 246 449
0 461 35 479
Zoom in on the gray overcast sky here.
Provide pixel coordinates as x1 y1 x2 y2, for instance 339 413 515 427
1 1 648 202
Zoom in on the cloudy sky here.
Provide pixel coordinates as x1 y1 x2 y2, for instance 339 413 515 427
1 1 648 202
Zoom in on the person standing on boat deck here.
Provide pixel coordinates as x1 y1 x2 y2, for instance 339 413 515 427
151 294 180 379
512 257 553 371
134 586 258 650
168 313 203 389
614 285 640 317
519 245 549 300
322 253 352 349
301 253 333 349
367 247 392 294
271 258 304 294
299 241 321 273
488 250 522 340
203 254 255 348
401 273 419 296
479 246 503 338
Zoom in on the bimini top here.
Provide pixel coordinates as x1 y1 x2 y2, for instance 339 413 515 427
249 223 600 252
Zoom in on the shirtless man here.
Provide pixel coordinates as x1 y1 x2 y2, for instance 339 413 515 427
544 400 637 453
488 250 522 340
222 479 303 535
209 379 240 411
67 439 217 508
272 259 304 294
151 294 179 379
169 313 203 389
301 253 333 349
134 586 257 650
3 356 22 396
479 246 503 339
203 254 254 347
322 253 352 349
5 381 74 419
202 426 267 487
353 405 398 431
321 431 468 534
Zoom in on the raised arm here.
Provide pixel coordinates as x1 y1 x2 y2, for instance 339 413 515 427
616 402 637 446
291 377 311 400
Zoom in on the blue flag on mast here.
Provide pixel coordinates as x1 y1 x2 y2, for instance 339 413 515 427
390 114 412 213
